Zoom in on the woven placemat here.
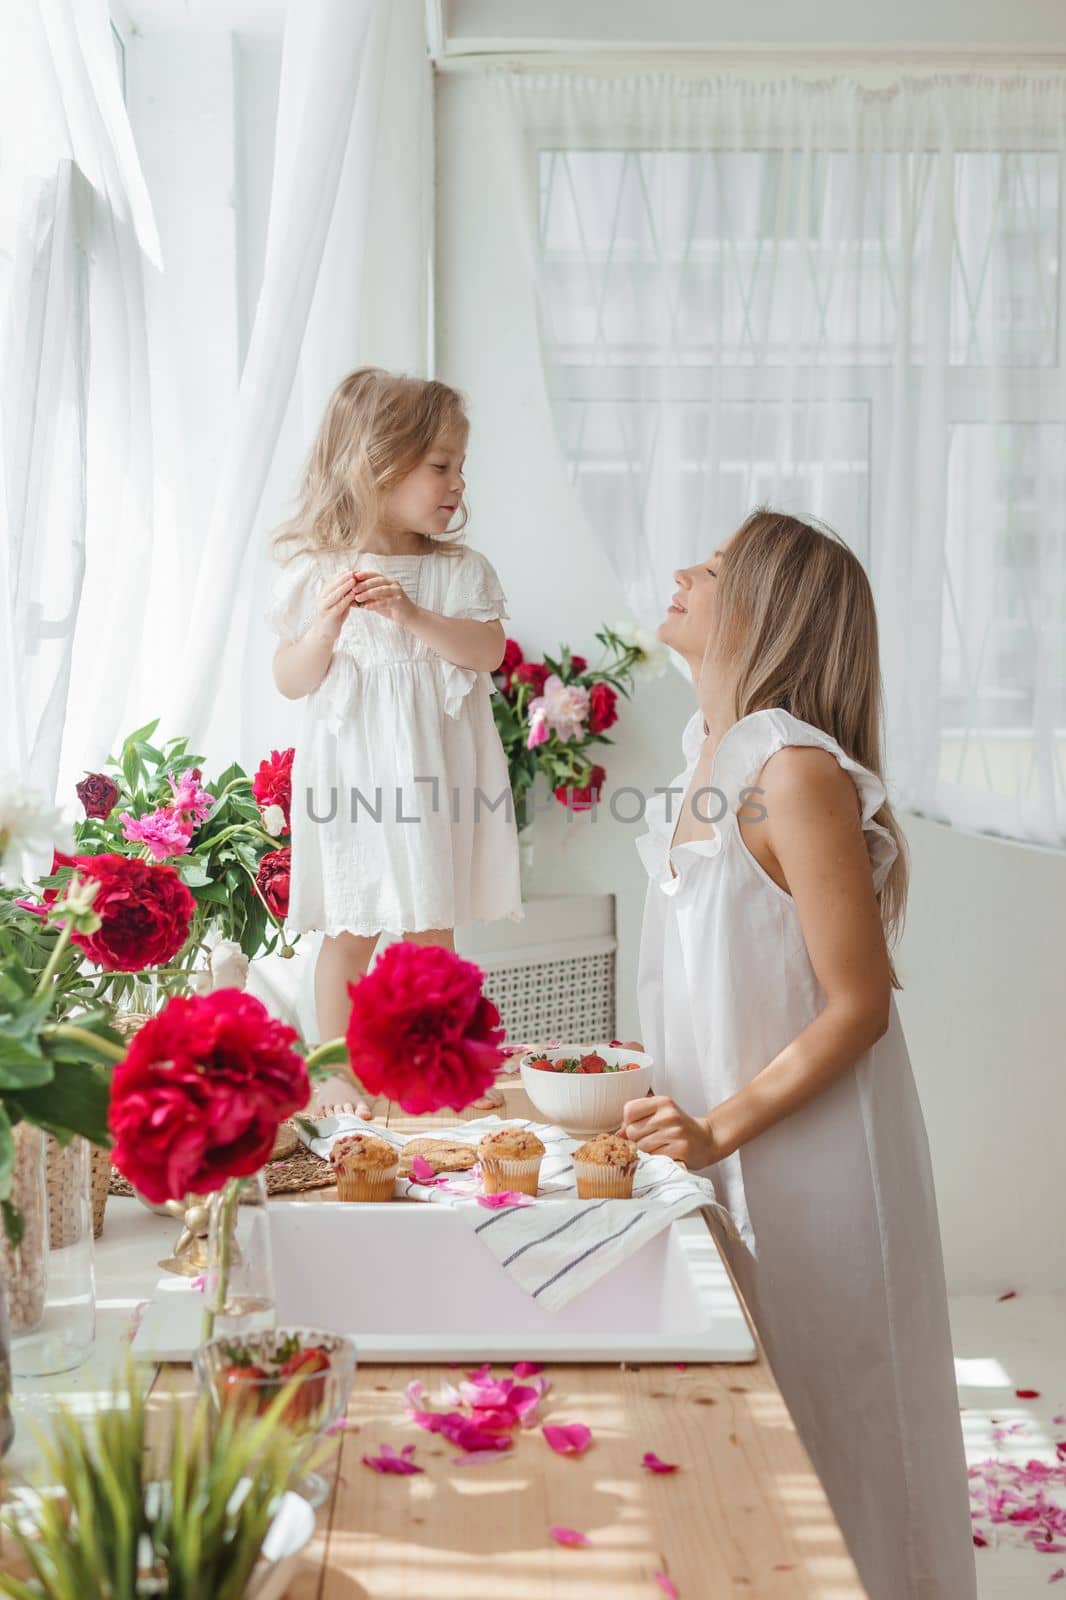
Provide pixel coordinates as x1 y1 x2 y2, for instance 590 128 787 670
109 1145 335 1201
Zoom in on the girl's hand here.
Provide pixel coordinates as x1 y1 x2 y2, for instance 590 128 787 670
621 1094 722 1170
350 572 417 627
314 570 360 640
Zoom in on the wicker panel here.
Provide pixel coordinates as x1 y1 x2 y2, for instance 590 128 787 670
482 950 616 1045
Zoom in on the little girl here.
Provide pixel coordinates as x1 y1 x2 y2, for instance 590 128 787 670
265 368 523 1115
621 509 976 1599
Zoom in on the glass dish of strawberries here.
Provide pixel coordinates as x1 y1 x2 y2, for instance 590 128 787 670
195 1327 356 1507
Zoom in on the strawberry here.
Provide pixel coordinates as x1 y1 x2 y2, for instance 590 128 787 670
528 1055 556 1072
219 1363 270 1419
625 1062 642 1070
579 1053 607 1074
277 1341 332 1425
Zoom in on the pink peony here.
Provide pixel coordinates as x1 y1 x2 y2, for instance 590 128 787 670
167 769 215 823
121 806 195 860
527 674 589 744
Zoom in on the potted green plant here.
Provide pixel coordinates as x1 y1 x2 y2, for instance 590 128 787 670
0 1362 329 1597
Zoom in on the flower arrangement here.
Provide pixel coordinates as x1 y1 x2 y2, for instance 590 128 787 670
490 620 668 831
58 721 299 1004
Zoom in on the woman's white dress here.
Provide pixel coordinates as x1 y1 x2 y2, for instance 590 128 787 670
636 706 976 1600
265 544 524 937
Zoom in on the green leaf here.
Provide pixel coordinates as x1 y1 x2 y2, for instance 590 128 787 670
121 744 139 793
0 1038 54 1089
9 1060 112 1146
0 1104 13 1201
124 716 161 746
178 859 213 888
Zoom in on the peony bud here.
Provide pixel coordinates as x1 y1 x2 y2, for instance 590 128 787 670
261 803 286 838
208 938 249 991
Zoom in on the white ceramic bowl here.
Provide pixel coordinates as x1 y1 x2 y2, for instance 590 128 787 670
519 1045 655 1136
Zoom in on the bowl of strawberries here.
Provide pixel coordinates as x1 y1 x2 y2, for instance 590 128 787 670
195 1327 356 1507
518 1043 654 1136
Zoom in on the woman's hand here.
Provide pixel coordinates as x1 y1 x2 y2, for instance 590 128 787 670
350 572 418 628
621 1094 723 1170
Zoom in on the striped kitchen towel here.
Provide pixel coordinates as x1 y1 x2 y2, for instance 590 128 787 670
297 1114 736 1312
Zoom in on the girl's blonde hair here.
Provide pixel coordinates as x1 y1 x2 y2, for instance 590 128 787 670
700 507 909 988
272 368 470 563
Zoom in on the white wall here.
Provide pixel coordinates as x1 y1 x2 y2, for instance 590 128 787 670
436 68 1066 1296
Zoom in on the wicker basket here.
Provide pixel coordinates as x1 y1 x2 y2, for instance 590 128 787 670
48 1008 152 1243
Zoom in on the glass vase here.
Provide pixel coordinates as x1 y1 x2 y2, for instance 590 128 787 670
0 1276 13 1457
1 1125 47 1354
13 1134 95 1376
202 1173 276 1343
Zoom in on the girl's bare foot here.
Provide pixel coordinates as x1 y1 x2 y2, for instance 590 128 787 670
311 1073 375 1121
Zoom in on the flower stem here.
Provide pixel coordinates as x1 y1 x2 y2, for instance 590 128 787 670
32 918 75 999
45 1022 126 1062
201 1176 239 1343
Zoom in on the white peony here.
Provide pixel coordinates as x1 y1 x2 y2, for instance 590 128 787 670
208 938 250 991
610 617 670 681
261 803 286 837
0 777 74 889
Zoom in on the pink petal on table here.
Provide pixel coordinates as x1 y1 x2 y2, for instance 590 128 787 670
642 1451 679 1474
1016 1389 1042 1399
1048 1568 1065 1583
454 1449 512 1466
543 1423 592 1456
997 1290 1018 1302
476 1191 534 1209
674 1362 687 1372
410 1153 438 1183
1053 1415 1066 1426
513 1361 543 1378
361 1442 423 1476
189 1275 205 1292
324 1416 361 1436
549 1525 589 1548
973 1532 989 1548
654 1575 679 1599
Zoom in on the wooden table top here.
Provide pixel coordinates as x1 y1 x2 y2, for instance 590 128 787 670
174 1081 867 1599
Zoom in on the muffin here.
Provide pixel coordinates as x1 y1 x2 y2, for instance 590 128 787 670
572 1133 639 1200
477 1128 546 1197
398 1137 479 1177
330 1133 399 1202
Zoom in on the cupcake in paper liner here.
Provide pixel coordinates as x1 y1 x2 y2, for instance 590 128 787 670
572 1133 639 1199
330 1132 399 1202
477 1127 546 1197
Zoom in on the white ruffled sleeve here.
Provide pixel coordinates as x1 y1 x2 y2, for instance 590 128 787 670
438 547 510 718
264 552 322 642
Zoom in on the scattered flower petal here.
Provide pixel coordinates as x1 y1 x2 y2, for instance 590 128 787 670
1048 1568 1065 1583
642 1451 679 1474
513 1361 543 1378
997 1290 1017 1302
654 1574 679 1598
673 1362 687 1372
411 1153 437 1183
361 1443 423 1475
476 1191 534 1209
543 1423 592 1456
1017 1389 1042 1400
549 1525 589 1548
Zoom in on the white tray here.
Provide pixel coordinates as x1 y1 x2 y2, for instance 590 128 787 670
132 1204 755 1365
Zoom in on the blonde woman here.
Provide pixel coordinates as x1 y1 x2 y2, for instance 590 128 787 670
621 510 976 1598
266 369 522 1115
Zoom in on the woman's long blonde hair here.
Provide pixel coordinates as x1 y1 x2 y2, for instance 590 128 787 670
272 368 470 564
701 508 909 987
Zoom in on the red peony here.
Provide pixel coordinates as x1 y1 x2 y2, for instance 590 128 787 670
253 748 293 833
554 764 607 813
108 989 309 1203
20 853 195 971
75 773 120 820
512 662 550 698
495 638 524 696
344 941 507 1115
587 682 618 735
256 848 290 918
568 654 588 676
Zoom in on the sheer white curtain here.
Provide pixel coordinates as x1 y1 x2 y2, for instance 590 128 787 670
159 0 433 769
492 69 1066 848
0 0 159 805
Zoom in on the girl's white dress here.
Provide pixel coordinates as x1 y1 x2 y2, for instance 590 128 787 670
265 544 524 937
636 706 976 1600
